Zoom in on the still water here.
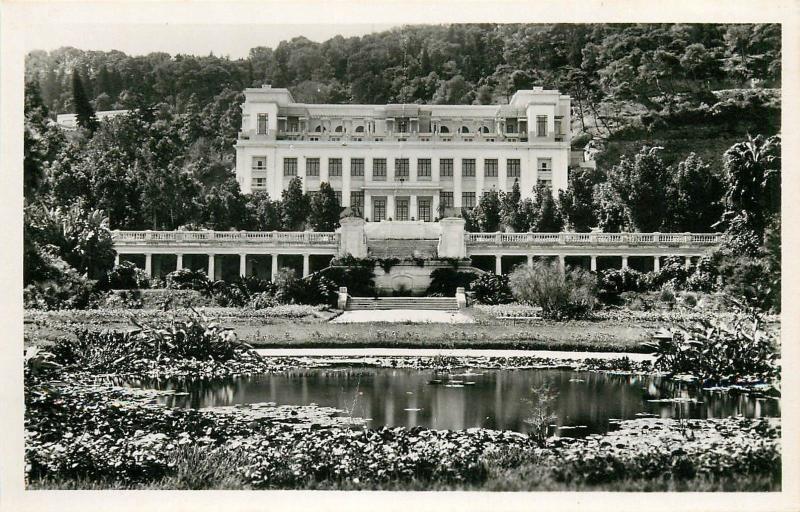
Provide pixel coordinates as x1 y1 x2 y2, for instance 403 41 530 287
128 367 780 435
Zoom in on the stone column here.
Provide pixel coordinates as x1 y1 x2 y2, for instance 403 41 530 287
338 216 368 258
343 156 352 207
527 255 533 267
558 254 566 272
437 217 467 259
208 254 216 281
590 255 597 272
653 256 661 272
685 256 692 269
114 253 120 267
387 194 395 220
495 255 503 275
302 254 310 277
271 254 279 282
144 253 153 278
453 158 463 207
176 253 184 271
364 191 372 221
621 255 629 270
239 253 247 277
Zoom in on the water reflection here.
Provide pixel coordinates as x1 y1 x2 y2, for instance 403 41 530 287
124 368 781 435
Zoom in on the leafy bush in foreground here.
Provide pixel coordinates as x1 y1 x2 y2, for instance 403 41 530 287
598 267 647 295
508 261 596 320
643 304 780 386
49 311 257 374
166 269 211 292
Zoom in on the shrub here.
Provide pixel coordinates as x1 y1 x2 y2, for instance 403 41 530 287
427 268 478 296
166 269 211 292
598 268 647 295
275 269 336 306
23 251 99 310
643 304 780 385
508 261 597 320
99 261 151 290
682 293 698 308
716 253 778 313
102 289 144 309
650 256 690 290
320 265 376 297
50 311 256 373
659 285 676 304
685 256 717 293
471 273 513 305
248 292 279 309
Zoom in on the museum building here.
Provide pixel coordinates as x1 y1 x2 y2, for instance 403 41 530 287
234 85 572 221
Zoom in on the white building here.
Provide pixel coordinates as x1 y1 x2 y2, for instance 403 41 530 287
234 85 571 222
56 109 130 130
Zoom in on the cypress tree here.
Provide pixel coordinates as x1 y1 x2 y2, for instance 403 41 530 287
72 69 98 133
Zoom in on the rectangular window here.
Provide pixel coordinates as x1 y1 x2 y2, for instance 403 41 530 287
351 191 364 210
306 158 320 177
373 158 387 180
395 158 409 180
283 157 298 176
536 115 547 137
440 191 454 209
417 158 431 179
484 159 498 177
373 198 386 222
335 191 342 204
251 177 266 189
329 158 342 177
462 158 476 178
440 158 453 178
418 198 432 222
462 192 476 209
396 198 409 221
351 158 365 177
257 113 268 135
507 158 521 178
506 118 518 134
537 158 553 187
252 156 267 171
554 117 562 138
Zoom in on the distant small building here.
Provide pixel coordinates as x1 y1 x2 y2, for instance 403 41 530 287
56 109 130 130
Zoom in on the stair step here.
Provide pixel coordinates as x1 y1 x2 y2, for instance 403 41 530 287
345 296 459 311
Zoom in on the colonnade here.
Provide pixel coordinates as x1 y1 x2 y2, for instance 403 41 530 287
491 253 696 275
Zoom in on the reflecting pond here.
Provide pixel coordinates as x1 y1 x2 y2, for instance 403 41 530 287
126 367 780 435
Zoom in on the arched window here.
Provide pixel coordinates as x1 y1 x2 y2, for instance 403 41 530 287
460 126 470 134
334 125 344 133
439 126 450 134
354 125 365 133
314 125 323 133
479 126 490 134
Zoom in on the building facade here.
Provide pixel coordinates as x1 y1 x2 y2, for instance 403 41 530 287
234 86 571 222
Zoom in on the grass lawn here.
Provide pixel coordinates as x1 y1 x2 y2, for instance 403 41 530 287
21 304 685 353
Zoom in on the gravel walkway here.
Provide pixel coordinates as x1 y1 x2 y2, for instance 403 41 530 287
331 310 475 324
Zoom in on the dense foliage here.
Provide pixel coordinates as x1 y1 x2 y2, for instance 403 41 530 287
643 305 780 386
508 261 597 320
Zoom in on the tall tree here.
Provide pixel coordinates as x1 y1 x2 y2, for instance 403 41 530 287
558 167 604 232
71 69 98 133
308 182 341 231
281 176 309 230
719 135 781 252
664 153 724 232
607 146 671 232
530 184 563 233
472 189 502 232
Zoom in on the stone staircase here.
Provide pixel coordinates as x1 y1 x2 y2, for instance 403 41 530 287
367 239 439 259
346 296 459 311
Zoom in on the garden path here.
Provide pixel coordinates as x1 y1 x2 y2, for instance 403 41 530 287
330 310 475 324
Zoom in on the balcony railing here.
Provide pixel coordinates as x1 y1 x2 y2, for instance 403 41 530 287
465 232 724 246
112 230 340 245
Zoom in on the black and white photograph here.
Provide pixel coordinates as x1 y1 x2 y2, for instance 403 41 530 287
1 1 798 510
